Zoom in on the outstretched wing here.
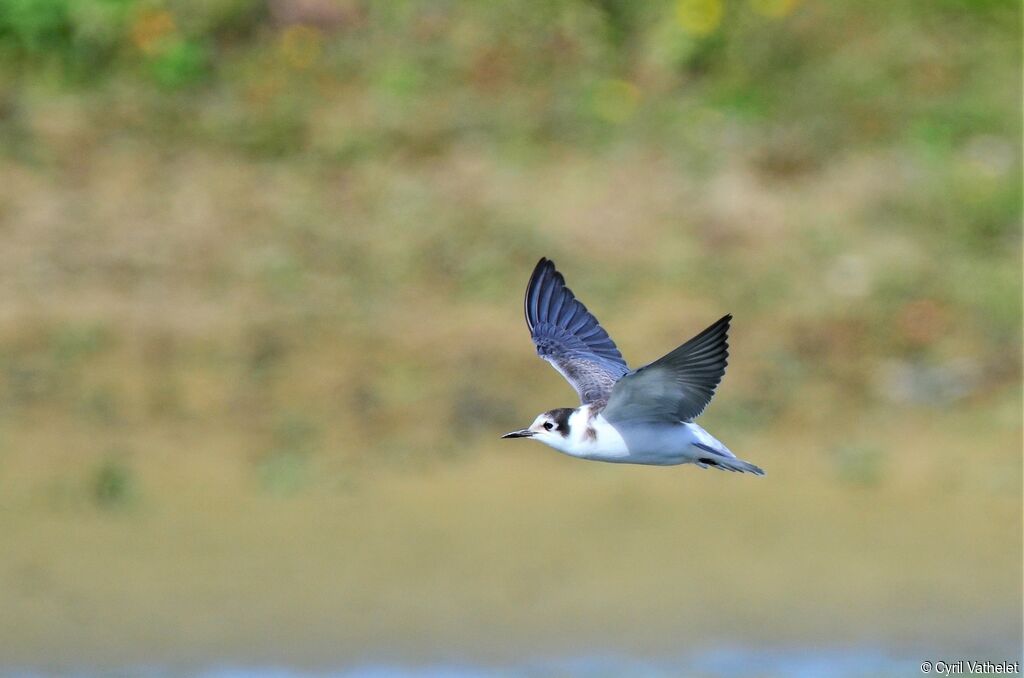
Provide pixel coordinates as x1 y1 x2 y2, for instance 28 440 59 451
525 258 629 405
602 314 730 424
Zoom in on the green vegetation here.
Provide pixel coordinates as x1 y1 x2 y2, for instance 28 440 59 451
91 455 137 508
0 0 1019 670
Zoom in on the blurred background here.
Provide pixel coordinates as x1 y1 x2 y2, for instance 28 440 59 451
0 0 1020 676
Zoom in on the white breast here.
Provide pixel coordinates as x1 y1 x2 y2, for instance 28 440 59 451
554 407 706 465
561 407 631 460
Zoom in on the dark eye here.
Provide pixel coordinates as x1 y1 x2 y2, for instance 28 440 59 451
543 422 554 431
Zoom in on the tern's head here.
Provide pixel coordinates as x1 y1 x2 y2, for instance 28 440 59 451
501 408 574 447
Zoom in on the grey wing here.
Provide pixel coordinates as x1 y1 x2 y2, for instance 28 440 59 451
602 314 731 424
525 258 630 405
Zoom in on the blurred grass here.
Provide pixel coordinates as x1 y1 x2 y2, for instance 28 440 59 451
0 0 1020 669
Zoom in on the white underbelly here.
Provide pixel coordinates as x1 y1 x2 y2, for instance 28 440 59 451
564 413 698 465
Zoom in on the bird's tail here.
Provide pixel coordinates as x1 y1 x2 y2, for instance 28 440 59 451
694 455 765 475
688 423 766 476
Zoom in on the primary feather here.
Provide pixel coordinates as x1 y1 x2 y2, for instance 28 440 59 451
524 258 629 405
602 314 731 424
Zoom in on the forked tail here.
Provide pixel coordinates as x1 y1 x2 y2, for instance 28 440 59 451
694 452 765 475
689 423 766 475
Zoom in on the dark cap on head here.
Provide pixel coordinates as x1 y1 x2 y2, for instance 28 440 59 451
544 408 574 436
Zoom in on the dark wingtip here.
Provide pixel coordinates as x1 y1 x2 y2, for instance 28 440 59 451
532 257 559 286
525 257 564 332
525 258 550 331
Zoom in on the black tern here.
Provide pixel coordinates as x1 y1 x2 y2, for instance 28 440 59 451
503 258 765 475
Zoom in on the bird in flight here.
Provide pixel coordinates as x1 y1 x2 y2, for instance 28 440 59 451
502 258 764 475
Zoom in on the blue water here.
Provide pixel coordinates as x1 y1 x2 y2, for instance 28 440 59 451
238 649 919 678
4 648 948 678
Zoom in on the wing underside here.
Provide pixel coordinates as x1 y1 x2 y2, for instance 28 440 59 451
524 258 629 405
